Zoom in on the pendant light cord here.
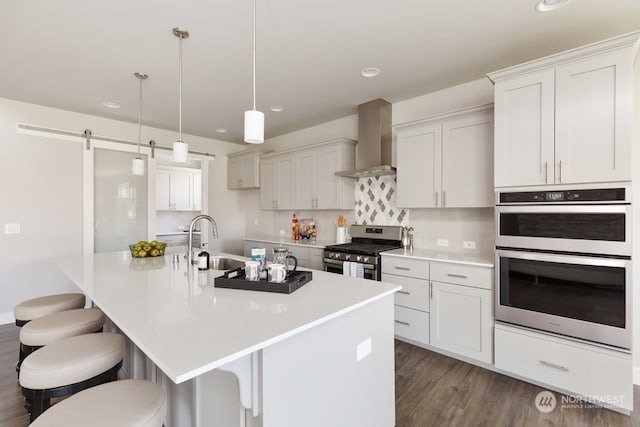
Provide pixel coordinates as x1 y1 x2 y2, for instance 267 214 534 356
252 0 257 111
178 34 183 141
137 76 142 157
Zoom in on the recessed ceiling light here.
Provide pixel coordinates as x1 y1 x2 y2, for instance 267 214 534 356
535 0 571 12
102 101 120 109
270 106 284 112
215 128 227 133
361 67 381 78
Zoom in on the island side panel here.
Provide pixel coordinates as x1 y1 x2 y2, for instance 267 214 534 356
260 294 396 427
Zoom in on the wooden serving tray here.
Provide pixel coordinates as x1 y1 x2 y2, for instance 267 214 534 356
214 268 312 294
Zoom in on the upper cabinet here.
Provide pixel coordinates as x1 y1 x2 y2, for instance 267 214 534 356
156 166 201 211
260 154 295 210
395 106 494 208
489 33 637 188
261 138 356 210
227 150 270 190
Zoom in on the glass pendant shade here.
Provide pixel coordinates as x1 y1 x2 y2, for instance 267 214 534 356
173 140 189 163
244 109 264 144
132 157 145 176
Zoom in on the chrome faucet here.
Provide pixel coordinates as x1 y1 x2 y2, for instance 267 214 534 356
187 214 218 266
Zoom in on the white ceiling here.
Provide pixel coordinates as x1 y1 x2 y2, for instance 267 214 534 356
1 1 639 145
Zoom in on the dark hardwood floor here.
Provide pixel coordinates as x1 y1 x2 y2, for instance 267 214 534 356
1 323 637 426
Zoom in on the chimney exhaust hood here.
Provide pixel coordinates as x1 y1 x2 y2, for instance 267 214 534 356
335 98 395 178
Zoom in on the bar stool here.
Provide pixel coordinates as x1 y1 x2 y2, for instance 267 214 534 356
17 307 105 371
29 379 167 427
19 332 125 422
14 293 86 326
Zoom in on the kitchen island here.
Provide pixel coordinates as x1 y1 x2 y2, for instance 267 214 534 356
56 251 400 427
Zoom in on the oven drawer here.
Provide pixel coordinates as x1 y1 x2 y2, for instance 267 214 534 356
394 306 429 345
382 273 429 312
381 256 429 279
430 262 492 290
495 324 633 411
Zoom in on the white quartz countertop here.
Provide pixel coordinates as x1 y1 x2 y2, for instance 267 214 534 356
244 236 335 249
382 248 494 268
56 251 399 384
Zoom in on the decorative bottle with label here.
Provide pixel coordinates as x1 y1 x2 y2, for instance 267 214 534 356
197 243 210 270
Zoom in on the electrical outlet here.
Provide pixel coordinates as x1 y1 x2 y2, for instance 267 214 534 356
437 239 448 247
463 240 477 249
356 337 372 362
254 218 259 226
279 229 285 236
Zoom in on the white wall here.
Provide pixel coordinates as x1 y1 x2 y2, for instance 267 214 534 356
632 50 640 383
0 97 244 322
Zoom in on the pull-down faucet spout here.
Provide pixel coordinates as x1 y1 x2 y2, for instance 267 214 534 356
187 214 218 266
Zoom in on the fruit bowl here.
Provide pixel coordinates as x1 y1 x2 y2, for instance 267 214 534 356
129 240 167 258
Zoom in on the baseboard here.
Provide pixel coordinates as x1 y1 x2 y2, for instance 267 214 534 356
0 311 15 325
634 366 640 385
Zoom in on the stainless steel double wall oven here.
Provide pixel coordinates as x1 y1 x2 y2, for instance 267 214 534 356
495 186 632 350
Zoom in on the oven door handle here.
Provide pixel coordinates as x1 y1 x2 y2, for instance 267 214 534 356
323 258 376 270
497 204 629 213
496 249 629 268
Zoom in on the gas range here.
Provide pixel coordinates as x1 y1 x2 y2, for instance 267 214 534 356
323 225 403 280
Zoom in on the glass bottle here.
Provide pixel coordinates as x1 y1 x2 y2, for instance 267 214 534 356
197 243 210 270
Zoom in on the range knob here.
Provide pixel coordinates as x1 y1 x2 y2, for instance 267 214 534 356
345 254 351 261
330 252 337 259
363 256 369 264
356 255 362 262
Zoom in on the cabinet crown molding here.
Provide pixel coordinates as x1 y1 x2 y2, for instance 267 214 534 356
487 30 640 83
393 103 493 131
226 148 273 159
260 137 356 159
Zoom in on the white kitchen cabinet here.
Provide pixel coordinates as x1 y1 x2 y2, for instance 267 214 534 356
260 154 294 210
396 106 493 208
381 256 430 346
495 323 632 411
294 139 356 210
227 150 269 190
429 262 493 364
381 254 493 365
261 139 355 210
156 166 202 211
491 35 635 187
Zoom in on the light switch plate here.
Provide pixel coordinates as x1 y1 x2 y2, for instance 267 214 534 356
437 239 448 247
4 223 20 234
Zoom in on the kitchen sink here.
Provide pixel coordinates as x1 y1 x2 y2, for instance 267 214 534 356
210 257 244 271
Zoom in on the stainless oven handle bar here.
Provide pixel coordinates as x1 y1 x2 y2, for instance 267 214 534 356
497 204 629 212
322 258 376 270
496 249 628 268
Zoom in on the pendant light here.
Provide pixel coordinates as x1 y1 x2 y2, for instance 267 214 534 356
132 72 148 176
172 27 190 162
244 0 264 144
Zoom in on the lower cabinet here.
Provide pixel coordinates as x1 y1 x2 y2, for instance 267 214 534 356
495 323 633 411
430 281 492 364
381 254 494 365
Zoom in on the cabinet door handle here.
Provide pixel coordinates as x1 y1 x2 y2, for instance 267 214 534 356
447 273 467 279
397 290 410 295
394 266 410 271
395 320 411 327
429 282 433 299
544 161 548 184
559 160 563 183
539 360 569 372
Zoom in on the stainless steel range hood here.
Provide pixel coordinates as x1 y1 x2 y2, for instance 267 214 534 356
335 98 395 178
